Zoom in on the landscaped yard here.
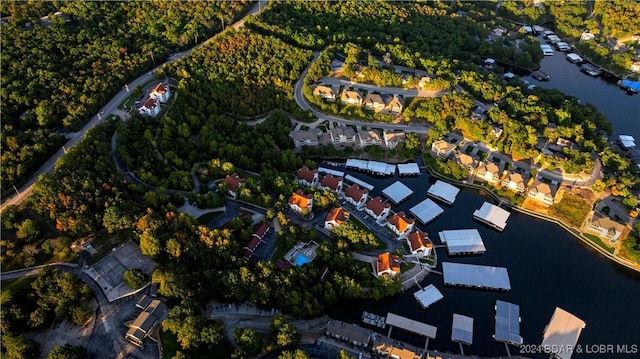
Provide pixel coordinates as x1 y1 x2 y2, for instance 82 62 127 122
548 193 591 228
583 233 615 254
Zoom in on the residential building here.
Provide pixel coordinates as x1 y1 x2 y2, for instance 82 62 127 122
454 151 477 170
138 98 160 117
243 222 271 259
288 189 313 214
313 85 338 101
587 213 626 242
290 130 319 148
502 172 526 193
527 179 556 205
406 231 433 257
372 336 422 359
387 211 415 238
383 131 406 149
326 320 372 348
364 196 391 221
318 174 343 193
418 76 432 89
384 96 404 114
477 162 501 183
125 299 167 347
295 166 319 187
341 90 363 106
329 127 358 144
358 130 383 147
150 83 170 103
325 207 350 229
344 184 369 209
376 252 400 277
363 93 387 111
431 139 456 159
222 173 245 197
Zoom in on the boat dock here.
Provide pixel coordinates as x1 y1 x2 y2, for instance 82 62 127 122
443 262 511 291
473 202 511 231
362 311 386 329
386 312 438 351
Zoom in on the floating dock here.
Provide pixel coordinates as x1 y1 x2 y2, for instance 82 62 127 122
413 284 444 309
410 198 444 225
473 202 510 231
427 180 460 205
382 181 414 204
362 311 386 328
494 300 523 346
541 307 586 359
397 163 421 176
442 262 511 291
439 229 486 255
451 313 474 352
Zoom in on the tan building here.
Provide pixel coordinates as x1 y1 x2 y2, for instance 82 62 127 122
341 90 363 106
527 179 556 205
313 85 338 101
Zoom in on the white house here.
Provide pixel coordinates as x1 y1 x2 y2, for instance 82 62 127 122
138 98 160 117
454 151 477 171
383 131 406 149
363 93 387 111
313 85 338 101
502 172 526 193
477 162 501 183
587 212 626 242
364 196 391 222
325 207 350 229
344 184 369 209
290 130 319 148
329 127 358 144
318 174 343 193
295 166 319 187
375 252 400 277
358 130 383 147
406 231 433 257
527 179 556 205
288 189 313 214
384 96 404 114
150 83 170 103
386 211 415 238
222 173 245 197
341 90 363 106
431 140 456 159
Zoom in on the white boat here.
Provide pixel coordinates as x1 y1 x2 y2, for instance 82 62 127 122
566 53 583 64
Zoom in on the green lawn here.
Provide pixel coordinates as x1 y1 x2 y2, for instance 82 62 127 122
197 211 224 225
583 233 615 254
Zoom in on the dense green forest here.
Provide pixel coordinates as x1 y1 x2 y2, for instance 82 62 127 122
0 0 251 191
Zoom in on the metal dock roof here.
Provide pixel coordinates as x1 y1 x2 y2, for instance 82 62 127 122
410 198 444 224
382 181 414 204
541 307 586 359
473 202 510 231
442 262 511 291
427 180 460 205
494 300 523 345
386 312 437 339
413 284 444 309
344 174 374 191
438 229 486 255
397 163 421 176
451 314 474 345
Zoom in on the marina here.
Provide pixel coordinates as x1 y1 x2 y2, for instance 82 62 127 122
541 307 586 359
426 180 460 205
566 53 583 64
410 198 444 225
382 181 414 204
318 167 345 178
580 63 602 77
442 262 511 291
438 229 486 256
472 202 510 231
618 79 640 94
413 284 444 309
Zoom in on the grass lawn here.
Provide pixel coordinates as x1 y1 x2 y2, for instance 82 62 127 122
583 233 615 254
1 277 35 296
618 235 640 265
548 193 590 228
197 211 224 225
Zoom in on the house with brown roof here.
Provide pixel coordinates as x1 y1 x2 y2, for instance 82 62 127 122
384 96 404 114
358 130 383 147
341 90 363 106
375 252 401 277
527 179 556 205
364 196 391 222
502 171 526 193
386 211 415 238
313 85 338 101
288 189 313 214
329 127 358 144
383 131 406 149
454 151 477 171
296 166 319 187
363 93 387 111
587 212 626 242
150 83 170 103
431 139 456 159
318 174 343 193
290 130 319 148
406 231 433 257
477 161 502 183
325 207 350 229
222 173 245 197
344 184 369 209
138 98 160 117
243 222 271 259
125 299 167 347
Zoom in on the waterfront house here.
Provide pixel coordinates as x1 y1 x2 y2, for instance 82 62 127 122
431 140 456 159
295 166 318 187
222 173 245 197
406 231 433 257
363 93 387 111
341 90 363 106
375 252 401 277
329 127 358 144
150 83 170 103
386 211 415 238
527 179 556 205
587 212 626 242
384 96 404 114
364 196 391 222
477 161 502 183
325 207 350 229
289 130 319 148
313 85 338 101
454 151 477 171
344 184 369 209
383 131 406 149
502 172 526 193
138 98 160 117
288 189 313 214
318 174 343 193
358 130 383 147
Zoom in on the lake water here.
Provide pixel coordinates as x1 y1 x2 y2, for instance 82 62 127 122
328 170 640 358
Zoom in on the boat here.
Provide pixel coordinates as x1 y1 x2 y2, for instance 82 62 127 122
580 63 602 77
531 70 550 81
362 311 386 328
618 79 640 95
566 53 583 64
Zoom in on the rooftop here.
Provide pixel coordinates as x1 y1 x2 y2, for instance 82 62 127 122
452 314 474 345
385 312 437 339
407 231 432 253
427 180 460 205
409 198 444 225
366 196 391 216
320 174 343 191
344 184 369 202
438 229 486 255
494 300 523 345
296 166 317 184
223 173 245 191
397 162 420 175
442 262 511 291
382 181 414 204
473 202 511 231
541 307 586 359
387 211 415 233
413 284 444 309
377 252 400 274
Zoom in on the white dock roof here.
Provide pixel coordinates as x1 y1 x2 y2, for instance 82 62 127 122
344 174 374 191
618 135 636 149
442 262 511 290
494 300 523 345
541 307 586 359
346 158 368 170
427 180 460 205
382 181 413 204
386 312 437 339
473 202 510 231
452 314 474 345
410 198 444 224
413 284 443 309
368 161 396 176
397 163 420 175
438 229 486 255
318 167 344 177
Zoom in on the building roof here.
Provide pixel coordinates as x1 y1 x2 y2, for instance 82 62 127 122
387 211 414 233
344 184 369 202
443 262 511 290
244 237 261 258
296 166 317 184
455 152 476 166
452 314 474 345
386 96 404 109
320 174 343 191
327 320 371 344
384 131 406 144
376 252 400 274
253 222 270 239
481 161 501 175
341 90 362 102
409 198 444 224
290 130 319 143
495 300 523 345
407 231 432 252
473 202 511 231
366 196 390 216
432 139 456 153
385 312 437 339
413 284 443 309
151 82 168 95
438 229 485 255
329 127 357 140
313 85 337 97
223 173 245 191
530 179 553 197
382 181 413 204
326 207 349 226
372 336 422 359
358 130 382 142
139 97 157 110
129 299 166 335
507 172 525 185
590 213 626 234
318 167 344 177
364 93 386 106
288 189 313 209
397 162 419 175
344 174 375 191
541 307 586 359
427 180 460 205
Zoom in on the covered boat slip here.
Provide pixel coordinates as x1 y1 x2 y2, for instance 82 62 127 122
494 300 523 346
344 174 374 191
451 314 474 346
473 202 510 231
426 180 460 205
397 162 421 176
442 262 511 291
413 284 443 309
318 167 344 177
438 229 485 255
385 312 437 350
382 181 414 204
541 307 586 359
345 158 396 176
410 198 444 225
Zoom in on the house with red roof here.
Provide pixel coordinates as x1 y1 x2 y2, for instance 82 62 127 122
386 211 415 238
375 252 401 277
150 82 170 103
288 189 314 214
138 98 160 117
325 207 350 229
222 173 245 197
406 231 433 257
344 184 369 209
296 166 319 187
364 196 391 222
318 174 343 193
243 222 271 260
